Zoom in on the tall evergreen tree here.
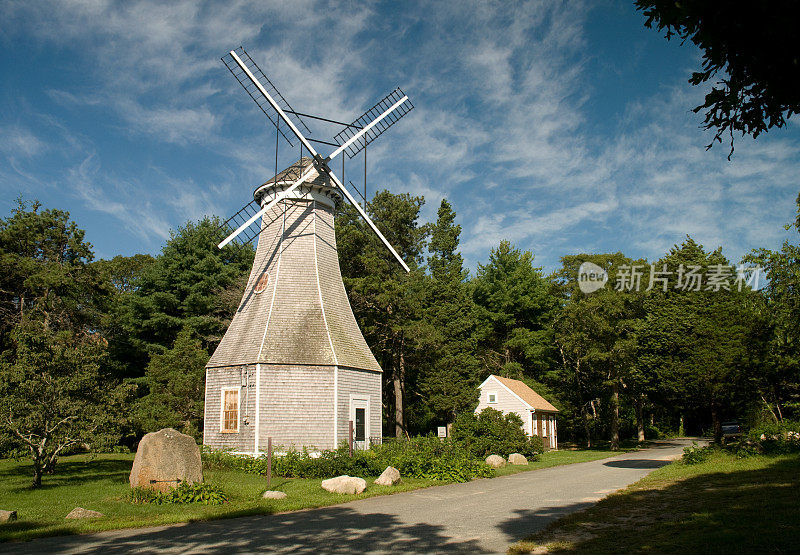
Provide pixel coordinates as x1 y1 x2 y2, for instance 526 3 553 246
472 241 557 380
419 200 480 425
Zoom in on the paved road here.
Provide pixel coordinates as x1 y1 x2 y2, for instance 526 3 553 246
7 439 698 554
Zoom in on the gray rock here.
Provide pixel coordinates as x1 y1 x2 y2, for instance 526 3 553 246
508 453 528 465
0 510 17 523
485 454 506 468
321 475 367 495
374 466 401 486
65 507 104 519
262 490 287 499
129 428 202 492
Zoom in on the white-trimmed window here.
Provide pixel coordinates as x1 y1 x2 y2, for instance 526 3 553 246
487 391 498 404
221 388 240 433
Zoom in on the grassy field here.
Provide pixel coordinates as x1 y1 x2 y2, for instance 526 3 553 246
0 447 631 543
510 449 800 553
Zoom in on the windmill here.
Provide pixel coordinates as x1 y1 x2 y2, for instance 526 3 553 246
203 47 414 454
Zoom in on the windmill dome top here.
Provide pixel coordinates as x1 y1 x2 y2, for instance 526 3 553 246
253 157 342 208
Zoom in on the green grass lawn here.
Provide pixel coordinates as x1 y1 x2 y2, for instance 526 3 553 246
0 447 630 543
510 449 800 553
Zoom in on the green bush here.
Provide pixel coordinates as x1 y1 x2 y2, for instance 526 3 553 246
202 437 494 483
747 420 800 454
127 481 228 505
450 408 543 459
682 442 714 464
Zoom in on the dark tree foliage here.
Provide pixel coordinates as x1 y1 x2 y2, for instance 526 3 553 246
636 0 800 158
337 191 429 437
115 217 254 371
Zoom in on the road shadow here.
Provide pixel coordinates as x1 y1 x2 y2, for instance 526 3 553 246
7 505 488 554
602 459 672 469
495 501 595 544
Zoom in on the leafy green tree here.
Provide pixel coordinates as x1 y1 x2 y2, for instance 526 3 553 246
636 1 800 158
472 241 557 380
419 200 480 425
451 407 543 458
337 191 429 437
745 193 800 420
0 321 126 487
639 237 758 442
136 327 208 439
0 200 126 485
553 253 646 449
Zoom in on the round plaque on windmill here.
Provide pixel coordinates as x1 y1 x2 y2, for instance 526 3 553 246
254 273 269 294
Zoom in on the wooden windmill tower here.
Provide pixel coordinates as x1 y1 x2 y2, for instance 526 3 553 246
203 48 413 454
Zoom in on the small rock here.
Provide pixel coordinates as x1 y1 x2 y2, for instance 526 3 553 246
0 510 17 523
262 490 287 500
374 466 401 486
508 453 528 465
65 507 104 519
321 475 367 495
485 454 506 468
129 427 203 492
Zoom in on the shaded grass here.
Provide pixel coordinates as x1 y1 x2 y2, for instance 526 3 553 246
510 450 800 553
0 447 630 543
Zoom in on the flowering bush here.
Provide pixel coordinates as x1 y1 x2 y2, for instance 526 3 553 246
747 420 800 454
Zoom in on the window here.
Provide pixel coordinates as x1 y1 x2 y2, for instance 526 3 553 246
487 391 498 404
221 388 239 433
355 408 366 442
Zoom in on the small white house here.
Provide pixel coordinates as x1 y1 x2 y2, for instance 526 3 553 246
477 375 559 449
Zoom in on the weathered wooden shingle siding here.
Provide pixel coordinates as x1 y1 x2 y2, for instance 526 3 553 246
336 367 382 444
259 364 335 451
476 378 532 435
204 365 256 452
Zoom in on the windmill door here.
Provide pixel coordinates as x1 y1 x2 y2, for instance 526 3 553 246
350 397 370 450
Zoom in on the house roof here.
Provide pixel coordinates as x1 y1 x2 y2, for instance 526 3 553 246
485 375 559 412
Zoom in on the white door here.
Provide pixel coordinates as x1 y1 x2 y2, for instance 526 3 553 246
350 397 369 450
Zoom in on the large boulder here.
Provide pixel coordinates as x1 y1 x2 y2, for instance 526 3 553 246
0 510 17 523
129 428 202 492
509 453 528 465
65 507 103 519
262 490 287 500
485 454 506 468
374 466 401 486
321 475 367 495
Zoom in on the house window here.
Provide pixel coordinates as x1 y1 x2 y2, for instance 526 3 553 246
487 391 498 404
221 388 239 433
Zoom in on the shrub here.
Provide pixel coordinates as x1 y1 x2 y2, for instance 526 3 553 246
682 442 714 465
202 437 494 483
127 482 228 505
450 408 543 459
747 420 800 454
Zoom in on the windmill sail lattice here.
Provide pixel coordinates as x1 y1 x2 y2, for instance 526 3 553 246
333 87 414 158
222 47 311 147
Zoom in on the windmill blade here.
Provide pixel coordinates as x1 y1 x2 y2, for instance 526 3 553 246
218 164 317 249
332 88 414 159
326 169 410 273
217 199 263 246
222 47 312 147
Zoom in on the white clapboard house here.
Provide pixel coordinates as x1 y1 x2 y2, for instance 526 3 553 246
477 375 559 449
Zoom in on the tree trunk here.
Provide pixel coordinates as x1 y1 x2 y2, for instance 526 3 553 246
393 335 405 438
711 400 722 444
583 406 592 448
636 394 645 443
610 381 620 451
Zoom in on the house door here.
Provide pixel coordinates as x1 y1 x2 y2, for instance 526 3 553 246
537 414 544 439
350 398 369 450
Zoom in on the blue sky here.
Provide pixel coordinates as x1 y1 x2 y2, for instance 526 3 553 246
1 0 798 274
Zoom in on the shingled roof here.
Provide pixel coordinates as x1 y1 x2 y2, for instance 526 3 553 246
488 375 558 412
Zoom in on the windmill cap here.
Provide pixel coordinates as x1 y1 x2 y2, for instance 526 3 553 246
253 157 342 208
